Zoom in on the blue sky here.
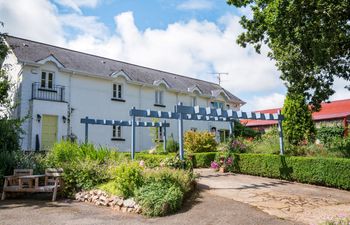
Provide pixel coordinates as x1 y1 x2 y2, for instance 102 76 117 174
1 0 349 110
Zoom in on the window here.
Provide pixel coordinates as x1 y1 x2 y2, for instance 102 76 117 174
113 84 123 99
191 96 197 106
155 90 164 105
157 127 163 141
41 71 54 89
190 127 197 132
210 101 224 109
226 104 230 109
112 125 122 138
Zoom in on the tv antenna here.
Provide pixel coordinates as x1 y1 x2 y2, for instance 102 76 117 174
209 72 229 85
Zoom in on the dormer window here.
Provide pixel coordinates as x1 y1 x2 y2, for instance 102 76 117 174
41 71 54 89
191 96 197 106
211 101 224 109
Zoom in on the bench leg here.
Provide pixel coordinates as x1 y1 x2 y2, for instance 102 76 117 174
1 191 5 200
2 179 8 200
52 179 58 201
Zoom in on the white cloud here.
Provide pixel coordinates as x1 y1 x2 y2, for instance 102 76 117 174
53 0 100 13
177 0 214 10
330 78 350 101
0 0 65 45
242 93 285 111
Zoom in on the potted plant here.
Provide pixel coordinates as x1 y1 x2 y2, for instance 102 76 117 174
211 156 233 173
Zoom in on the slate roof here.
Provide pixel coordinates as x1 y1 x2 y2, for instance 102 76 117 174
5 35 245 104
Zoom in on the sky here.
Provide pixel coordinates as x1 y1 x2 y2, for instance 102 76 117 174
1 0 349 111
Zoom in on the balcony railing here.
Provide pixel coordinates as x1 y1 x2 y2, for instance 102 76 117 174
32 82 65 102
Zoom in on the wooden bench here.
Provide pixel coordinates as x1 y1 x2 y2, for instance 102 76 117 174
1 168 64 201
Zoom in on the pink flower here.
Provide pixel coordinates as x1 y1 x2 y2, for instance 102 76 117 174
211 161 219 169
139 160 145 167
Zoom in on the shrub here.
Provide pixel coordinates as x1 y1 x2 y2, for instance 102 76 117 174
143 168 195 194
190 152 217 168
135 153 168 168
112 162 144 198
317 125 344 146
45 141 120 196
184 131 217 153
166 137 179 153
135 182 183 217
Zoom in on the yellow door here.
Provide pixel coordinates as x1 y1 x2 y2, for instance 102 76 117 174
41 115 58 150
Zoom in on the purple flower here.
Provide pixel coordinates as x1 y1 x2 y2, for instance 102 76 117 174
211 161 219 169
226 157 233 165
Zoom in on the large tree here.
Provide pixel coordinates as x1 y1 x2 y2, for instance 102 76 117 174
227 0 350 110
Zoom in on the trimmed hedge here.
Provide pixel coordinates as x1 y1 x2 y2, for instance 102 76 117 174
189 152 217 168
232 154 350 190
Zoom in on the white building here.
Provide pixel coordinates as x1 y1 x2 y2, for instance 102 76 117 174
3 36 245 152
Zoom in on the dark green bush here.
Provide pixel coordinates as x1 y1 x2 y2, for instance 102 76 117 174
190 152 217 168
232 153 350 190
135 182 183 217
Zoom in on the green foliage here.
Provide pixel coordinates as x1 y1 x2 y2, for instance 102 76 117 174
227 0 350 110
319 216 350 225
245 127 281 154
135 182 183 217
232 154 350 190
282 93 316 145
166 137 179 153
184 130 218 153
112 162 144 198
234 121 260 138
190 152 217 168
317 126 344 146
45 141 120 196
135 153 168 168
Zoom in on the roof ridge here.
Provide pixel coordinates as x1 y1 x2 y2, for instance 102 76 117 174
6 35 221 87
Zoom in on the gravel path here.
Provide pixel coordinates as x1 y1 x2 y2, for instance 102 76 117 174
0 191 299 225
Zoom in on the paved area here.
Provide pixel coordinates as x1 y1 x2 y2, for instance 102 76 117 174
0 192 298 225
196 169 350 225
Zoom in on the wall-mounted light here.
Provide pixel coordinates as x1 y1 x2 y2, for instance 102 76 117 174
62 116 67 123
37 114 41 123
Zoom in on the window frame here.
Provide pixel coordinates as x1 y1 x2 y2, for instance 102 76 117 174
112 125 125 141
40 71 55 89
154 90 165 107
111 83 126 102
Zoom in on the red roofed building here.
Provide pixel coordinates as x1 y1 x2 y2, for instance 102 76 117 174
241 99 350 135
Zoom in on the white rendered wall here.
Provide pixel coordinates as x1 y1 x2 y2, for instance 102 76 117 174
15 61 241 151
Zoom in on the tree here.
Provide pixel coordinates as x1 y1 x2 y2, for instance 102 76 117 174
282 92 315 145
227 0 350 110
0 22 22 152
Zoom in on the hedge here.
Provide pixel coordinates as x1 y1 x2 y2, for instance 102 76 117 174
189 152 217 168
232 154 350 190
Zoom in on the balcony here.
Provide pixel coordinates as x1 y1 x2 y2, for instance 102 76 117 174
32 82 65 102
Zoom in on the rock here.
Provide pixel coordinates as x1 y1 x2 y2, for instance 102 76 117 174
113 205 121 211
135 207 142 214
123 198 136 208
121 207 128 213
117 199 124 206
127 208 133 213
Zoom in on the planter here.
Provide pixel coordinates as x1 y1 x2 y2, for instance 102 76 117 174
219 167 226 173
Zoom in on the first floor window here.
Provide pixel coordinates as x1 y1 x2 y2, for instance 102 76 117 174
191 96 197 106
112 125 122 138
113 84 123 99
41 71 54 89
211 101 224 109
155 90 164 105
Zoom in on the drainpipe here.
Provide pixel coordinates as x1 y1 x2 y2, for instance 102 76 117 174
67 73 73 138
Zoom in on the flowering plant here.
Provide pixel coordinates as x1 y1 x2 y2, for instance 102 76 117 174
211 156 233 171
231 139 247 153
